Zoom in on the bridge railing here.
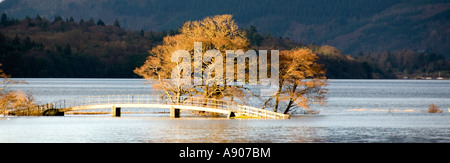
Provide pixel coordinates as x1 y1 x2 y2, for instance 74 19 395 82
53 94 168 109
50 94 289 119
52 95 234 110
37 103 56 113
238 105 290 119
179 97 236 111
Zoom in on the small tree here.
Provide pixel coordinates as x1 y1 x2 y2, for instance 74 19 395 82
1 13 8 27
1 91 37 116
427 104 442 113
97 19 105 26
113 19 120 28
1 64 35 116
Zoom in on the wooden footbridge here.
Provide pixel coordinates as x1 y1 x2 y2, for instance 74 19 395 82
39 94 290 119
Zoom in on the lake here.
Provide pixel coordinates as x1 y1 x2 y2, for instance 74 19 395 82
1 79 449 143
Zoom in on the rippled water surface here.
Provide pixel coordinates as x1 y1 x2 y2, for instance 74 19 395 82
1 79 449 143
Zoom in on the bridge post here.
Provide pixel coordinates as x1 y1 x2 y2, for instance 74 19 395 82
170 106 180 118
112 106 121 117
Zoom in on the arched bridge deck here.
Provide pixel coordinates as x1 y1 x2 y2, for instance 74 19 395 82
40 95 290 119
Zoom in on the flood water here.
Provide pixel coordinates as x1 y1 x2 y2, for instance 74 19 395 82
1 79 450 143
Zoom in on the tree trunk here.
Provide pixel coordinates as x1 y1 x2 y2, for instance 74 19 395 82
176 91 180 105
261 97 272 110
284 82 298 114
273 79 284 112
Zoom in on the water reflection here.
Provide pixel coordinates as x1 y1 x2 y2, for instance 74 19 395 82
2 79 450 143
1 114 450 143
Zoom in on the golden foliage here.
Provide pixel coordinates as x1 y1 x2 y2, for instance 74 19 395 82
134 15 327 112
280 48 325 80
134 15 250 103
1 91 38 116
134 14 249 80
275 48 327 113
427 103 443 113
1 64 37 116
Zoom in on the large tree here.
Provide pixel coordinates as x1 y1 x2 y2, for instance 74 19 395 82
273 48 327 114
135 15 327 114
134 15 250 104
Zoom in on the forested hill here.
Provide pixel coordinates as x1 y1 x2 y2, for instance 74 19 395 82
1 0 449 56
0 14 448 79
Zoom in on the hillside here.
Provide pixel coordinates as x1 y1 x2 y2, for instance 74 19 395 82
0 15 155 78
1 0 449 55
1 14 448 79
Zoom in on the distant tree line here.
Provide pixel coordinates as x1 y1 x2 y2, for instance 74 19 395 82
0 14 448 79
356 50 449 79
0 13 164 78
2 0 449 55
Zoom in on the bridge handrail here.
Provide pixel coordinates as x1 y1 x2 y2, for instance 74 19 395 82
47 94 289 119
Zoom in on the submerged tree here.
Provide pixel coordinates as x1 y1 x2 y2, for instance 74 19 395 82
427 103 442 113
134 14 250 104
273 48 327 114
0 90 37 116
135 15 327 114
1 64 36 116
